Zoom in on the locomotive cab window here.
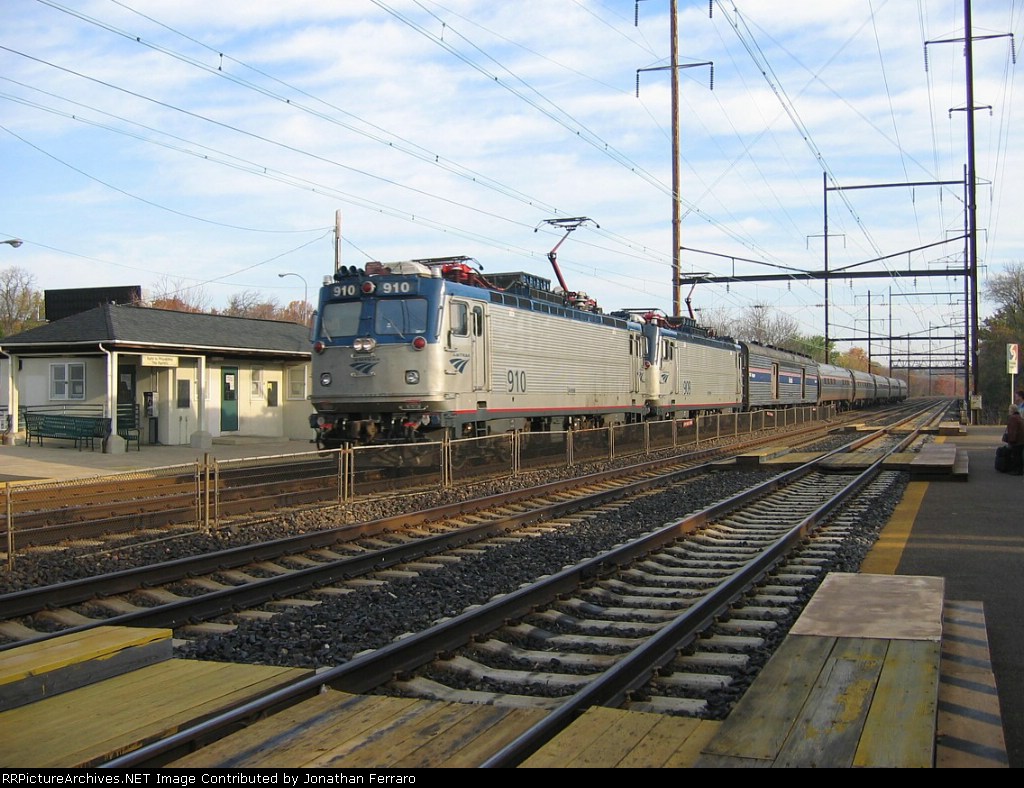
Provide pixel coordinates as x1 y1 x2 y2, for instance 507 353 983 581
376 298 428 335
320 301 362 338
450 302 469 336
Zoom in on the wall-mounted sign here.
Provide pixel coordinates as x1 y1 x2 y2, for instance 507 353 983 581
141 354 179 368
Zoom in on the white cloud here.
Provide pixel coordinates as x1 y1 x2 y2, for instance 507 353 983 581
1 0 1019 359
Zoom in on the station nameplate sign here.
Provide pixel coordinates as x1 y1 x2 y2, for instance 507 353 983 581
141 354 179 367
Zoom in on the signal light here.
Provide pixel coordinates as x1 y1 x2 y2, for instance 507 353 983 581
412 336 426 350
361 281 376 294
313 341 326 354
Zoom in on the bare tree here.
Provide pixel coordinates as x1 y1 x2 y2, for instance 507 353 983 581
694 306 736 338
0 266 43 337
279 299 311 326
148 276 212 313
731 305 801 348
224 291 281 320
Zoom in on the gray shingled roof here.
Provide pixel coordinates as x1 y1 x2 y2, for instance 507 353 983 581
1 303 310 356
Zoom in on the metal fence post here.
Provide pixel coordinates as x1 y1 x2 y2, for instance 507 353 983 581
194 460 202 527
6 482 13 571
214 459 221 528
203 453 211 532
442 432 452 487
338 448 351 504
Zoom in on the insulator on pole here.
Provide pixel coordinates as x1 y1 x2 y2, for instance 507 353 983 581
709 63 714 90
923 45 929 72
636 71 641 98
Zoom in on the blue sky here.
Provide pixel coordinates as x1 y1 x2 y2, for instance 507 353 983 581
1 1 1020 361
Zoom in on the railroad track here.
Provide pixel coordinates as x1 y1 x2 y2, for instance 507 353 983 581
2 401 927 553
0 444 782 646
0 402 940 651
95 400 947 767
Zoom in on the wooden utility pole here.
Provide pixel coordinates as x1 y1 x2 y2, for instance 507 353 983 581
670 0 681 317
635 2 711 317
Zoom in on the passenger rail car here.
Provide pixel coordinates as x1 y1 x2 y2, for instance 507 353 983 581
741 343 819 409
310 257 907 447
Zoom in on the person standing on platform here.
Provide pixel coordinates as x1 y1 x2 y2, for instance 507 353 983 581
1015 390 1024 410
1006 404 1024 476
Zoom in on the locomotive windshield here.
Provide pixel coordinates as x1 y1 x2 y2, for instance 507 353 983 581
320 301 362 338
375 298 428 336
319 297 430 339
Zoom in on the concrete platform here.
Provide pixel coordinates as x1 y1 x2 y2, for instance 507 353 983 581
0 436 315 483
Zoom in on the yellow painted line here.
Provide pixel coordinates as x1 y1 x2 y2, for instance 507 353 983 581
860 481 928 575
860 435 946 575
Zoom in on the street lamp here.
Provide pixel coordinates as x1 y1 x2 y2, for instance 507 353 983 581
1 239 23 248
278 272 309 324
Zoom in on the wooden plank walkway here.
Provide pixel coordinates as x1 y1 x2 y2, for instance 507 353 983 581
1 573 997 768
0 626 171 711
169 690 548 768
936 600 1009 767
518 707 719 768
517 573 945 768
758 444 966 479
694 573 943 767
0 659 309 767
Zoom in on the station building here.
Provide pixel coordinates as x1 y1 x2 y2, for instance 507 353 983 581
0 301 314 448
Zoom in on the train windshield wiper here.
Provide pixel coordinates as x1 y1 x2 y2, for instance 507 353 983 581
383 318 406 339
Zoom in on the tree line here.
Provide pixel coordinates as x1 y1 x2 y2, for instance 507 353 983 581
979 264 1024 422
0 268 310 339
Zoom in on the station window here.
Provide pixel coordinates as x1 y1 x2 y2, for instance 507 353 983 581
288 366 307 400
176 378 191 409
251 368 264 399
50 362 85 400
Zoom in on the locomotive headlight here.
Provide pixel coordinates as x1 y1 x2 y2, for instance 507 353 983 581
319 372 333 387
405 370 420 384
353 337 377 353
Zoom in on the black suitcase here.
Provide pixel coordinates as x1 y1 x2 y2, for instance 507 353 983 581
995 444 1012 473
